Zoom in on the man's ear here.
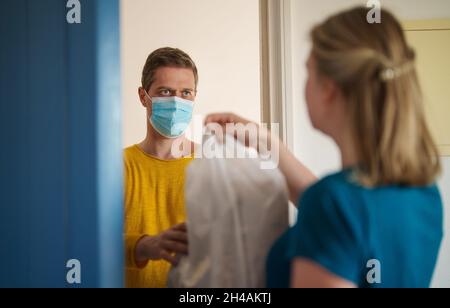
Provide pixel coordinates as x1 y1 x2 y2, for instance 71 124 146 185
138 87 148 108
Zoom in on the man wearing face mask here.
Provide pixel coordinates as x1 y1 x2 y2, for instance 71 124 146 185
124 47 197 288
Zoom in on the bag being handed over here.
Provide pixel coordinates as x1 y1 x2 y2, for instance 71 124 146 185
168 134 289 288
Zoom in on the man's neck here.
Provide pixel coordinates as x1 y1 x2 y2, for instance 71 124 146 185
139 128 193 160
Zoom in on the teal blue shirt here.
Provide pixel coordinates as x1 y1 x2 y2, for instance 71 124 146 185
266 169 443 288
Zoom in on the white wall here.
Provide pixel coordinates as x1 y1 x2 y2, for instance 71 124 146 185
434 159 450 288
121 0 261 147
289 0 450 287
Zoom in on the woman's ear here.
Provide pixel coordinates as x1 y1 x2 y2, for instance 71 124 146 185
320 77 340 108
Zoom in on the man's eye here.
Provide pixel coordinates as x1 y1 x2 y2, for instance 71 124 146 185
182 91 192 97
160 89 171 96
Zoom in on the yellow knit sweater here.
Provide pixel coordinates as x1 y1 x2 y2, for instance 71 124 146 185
124 145 193 288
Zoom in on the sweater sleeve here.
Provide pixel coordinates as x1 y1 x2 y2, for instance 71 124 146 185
125 233 149 269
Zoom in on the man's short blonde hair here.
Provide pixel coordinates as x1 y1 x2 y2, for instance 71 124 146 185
141 47 198 91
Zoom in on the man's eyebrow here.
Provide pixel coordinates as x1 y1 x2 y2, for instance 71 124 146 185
156 86 175 91
155 86 194 91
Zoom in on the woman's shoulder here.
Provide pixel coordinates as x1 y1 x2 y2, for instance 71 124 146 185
300 168 442 215
299 170 351 210
298 169 370 222
303 169 354 198
295 170 368 240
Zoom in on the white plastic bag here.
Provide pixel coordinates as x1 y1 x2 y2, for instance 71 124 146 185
168 134 289 288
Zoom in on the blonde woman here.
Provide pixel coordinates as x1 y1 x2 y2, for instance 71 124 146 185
205 7 443 288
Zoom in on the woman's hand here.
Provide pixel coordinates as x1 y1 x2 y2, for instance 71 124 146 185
205 112 317 204
135 223 188 267
204 113 269 151
205 112 255 127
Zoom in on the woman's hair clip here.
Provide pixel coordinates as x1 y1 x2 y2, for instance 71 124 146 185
380 61 415 82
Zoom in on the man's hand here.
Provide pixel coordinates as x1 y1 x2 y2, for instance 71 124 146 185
135 223 188 266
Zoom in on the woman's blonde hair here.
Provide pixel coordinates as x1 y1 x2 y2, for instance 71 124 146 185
311 7 441 187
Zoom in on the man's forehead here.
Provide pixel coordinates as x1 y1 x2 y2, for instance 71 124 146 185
153 67 195 86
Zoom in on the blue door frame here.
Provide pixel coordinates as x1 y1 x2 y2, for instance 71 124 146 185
0 0 123 288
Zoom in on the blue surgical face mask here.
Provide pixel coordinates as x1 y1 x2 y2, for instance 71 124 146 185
145 92 194 139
